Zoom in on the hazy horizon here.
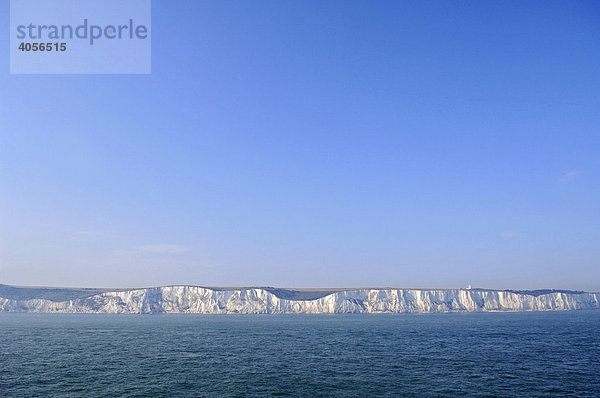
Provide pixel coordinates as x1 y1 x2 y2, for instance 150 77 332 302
1 282 598 293
1 1 599 291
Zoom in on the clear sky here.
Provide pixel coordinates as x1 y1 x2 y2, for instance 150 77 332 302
1 1 599 290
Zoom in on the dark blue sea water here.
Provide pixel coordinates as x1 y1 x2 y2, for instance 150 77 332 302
1 311 599 397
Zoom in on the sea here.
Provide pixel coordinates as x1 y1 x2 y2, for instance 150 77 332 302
1 311 599 397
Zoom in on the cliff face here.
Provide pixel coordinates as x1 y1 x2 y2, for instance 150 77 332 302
1 286 599 314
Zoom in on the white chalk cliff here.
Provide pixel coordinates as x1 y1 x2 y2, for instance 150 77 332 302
1 286 599 314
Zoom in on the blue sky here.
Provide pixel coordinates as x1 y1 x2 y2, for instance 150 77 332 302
1 1 599 290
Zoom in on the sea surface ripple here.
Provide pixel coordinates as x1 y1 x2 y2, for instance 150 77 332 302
1 311 599 397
